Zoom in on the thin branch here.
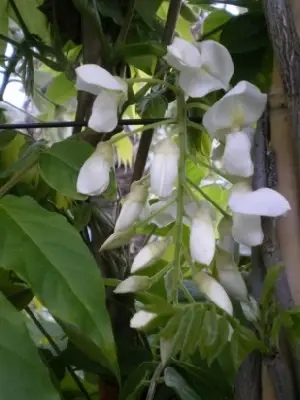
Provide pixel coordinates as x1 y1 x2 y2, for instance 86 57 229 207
116 0 136 45
0 117 202 130
146 362 164 400
25 307 92 400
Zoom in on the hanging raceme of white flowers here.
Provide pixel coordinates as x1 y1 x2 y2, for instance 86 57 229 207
75 37 291 327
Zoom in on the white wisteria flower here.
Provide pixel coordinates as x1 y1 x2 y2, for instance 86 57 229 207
115 181 149 232
222 130 253 177
164 37 234 97
144 194 193 228
228 182 291 246
217 217 236 255
190 201 215 266
114 276 150 294
203 81 267 177
150 138 179 198
75 64 127 132
194 271 233 315
130 310 157 329
216 250 248 301
131 239 169 273
77 141 113 196
203 81 267 137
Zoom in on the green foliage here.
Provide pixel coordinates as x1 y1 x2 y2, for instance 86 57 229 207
164 367 201 399
0 195 118 376
0 292 60 399
0 1 298 399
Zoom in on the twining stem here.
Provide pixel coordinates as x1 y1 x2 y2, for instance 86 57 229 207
182 244 198 276
146 362 164 400
109 118 176 143
116 0 136 45
186 178 231 218
172 93 187 301
185 102 209 112
126 78 182 96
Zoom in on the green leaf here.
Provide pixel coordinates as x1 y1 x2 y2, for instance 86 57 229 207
98 0 123 25
39 139 93 200
186 158 208 185
164 367 202 400
46 73 77 106
0 269 33 310
0 195 118 377
0 0 8 64
202 10 231 41
8 0 50 43
230 325 263 370
135 0 163 28
73 203 92 231
261 264 284 309
111 42 166 64
120 362 156 400
220 12 269 54
231 45 273 92
0 130 18 150
0 292 60 399
137 94 168 119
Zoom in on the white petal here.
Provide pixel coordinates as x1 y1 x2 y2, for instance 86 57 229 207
100 230 133 251
77 155 110 196
75 64 125 94
194 271 233 315
190 208 215 266
131 240 168 273
150 201 177 228
115 202 144 232
130 310 157 329
217 217 235 254
179 68 227 98
232 213 263 246
164 37 202 71
229 183 291 217
195 40 234 91
203 81 267 136
114 276 150 294
115 183 148 231
216 251 248 301
222 131 253 177
150 139 179 198
89 92 119 132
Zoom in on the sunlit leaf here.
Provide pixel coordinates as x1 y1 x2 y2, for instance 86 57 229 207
0 195 118 376
115 137 134 168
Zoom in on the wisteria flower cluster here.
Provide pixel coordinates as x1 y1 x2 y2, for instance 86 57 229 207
75 37 290 325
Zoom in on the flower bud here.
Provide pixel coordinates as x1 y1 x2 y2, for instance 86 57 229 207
115 181 148 232
130 310 157 329
194 271 233 315
131 239 169 273
190 201 215 266
150 138 179 198
216 250 248 301
114 276 150 294
100 229 134 251
77 141 114 196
